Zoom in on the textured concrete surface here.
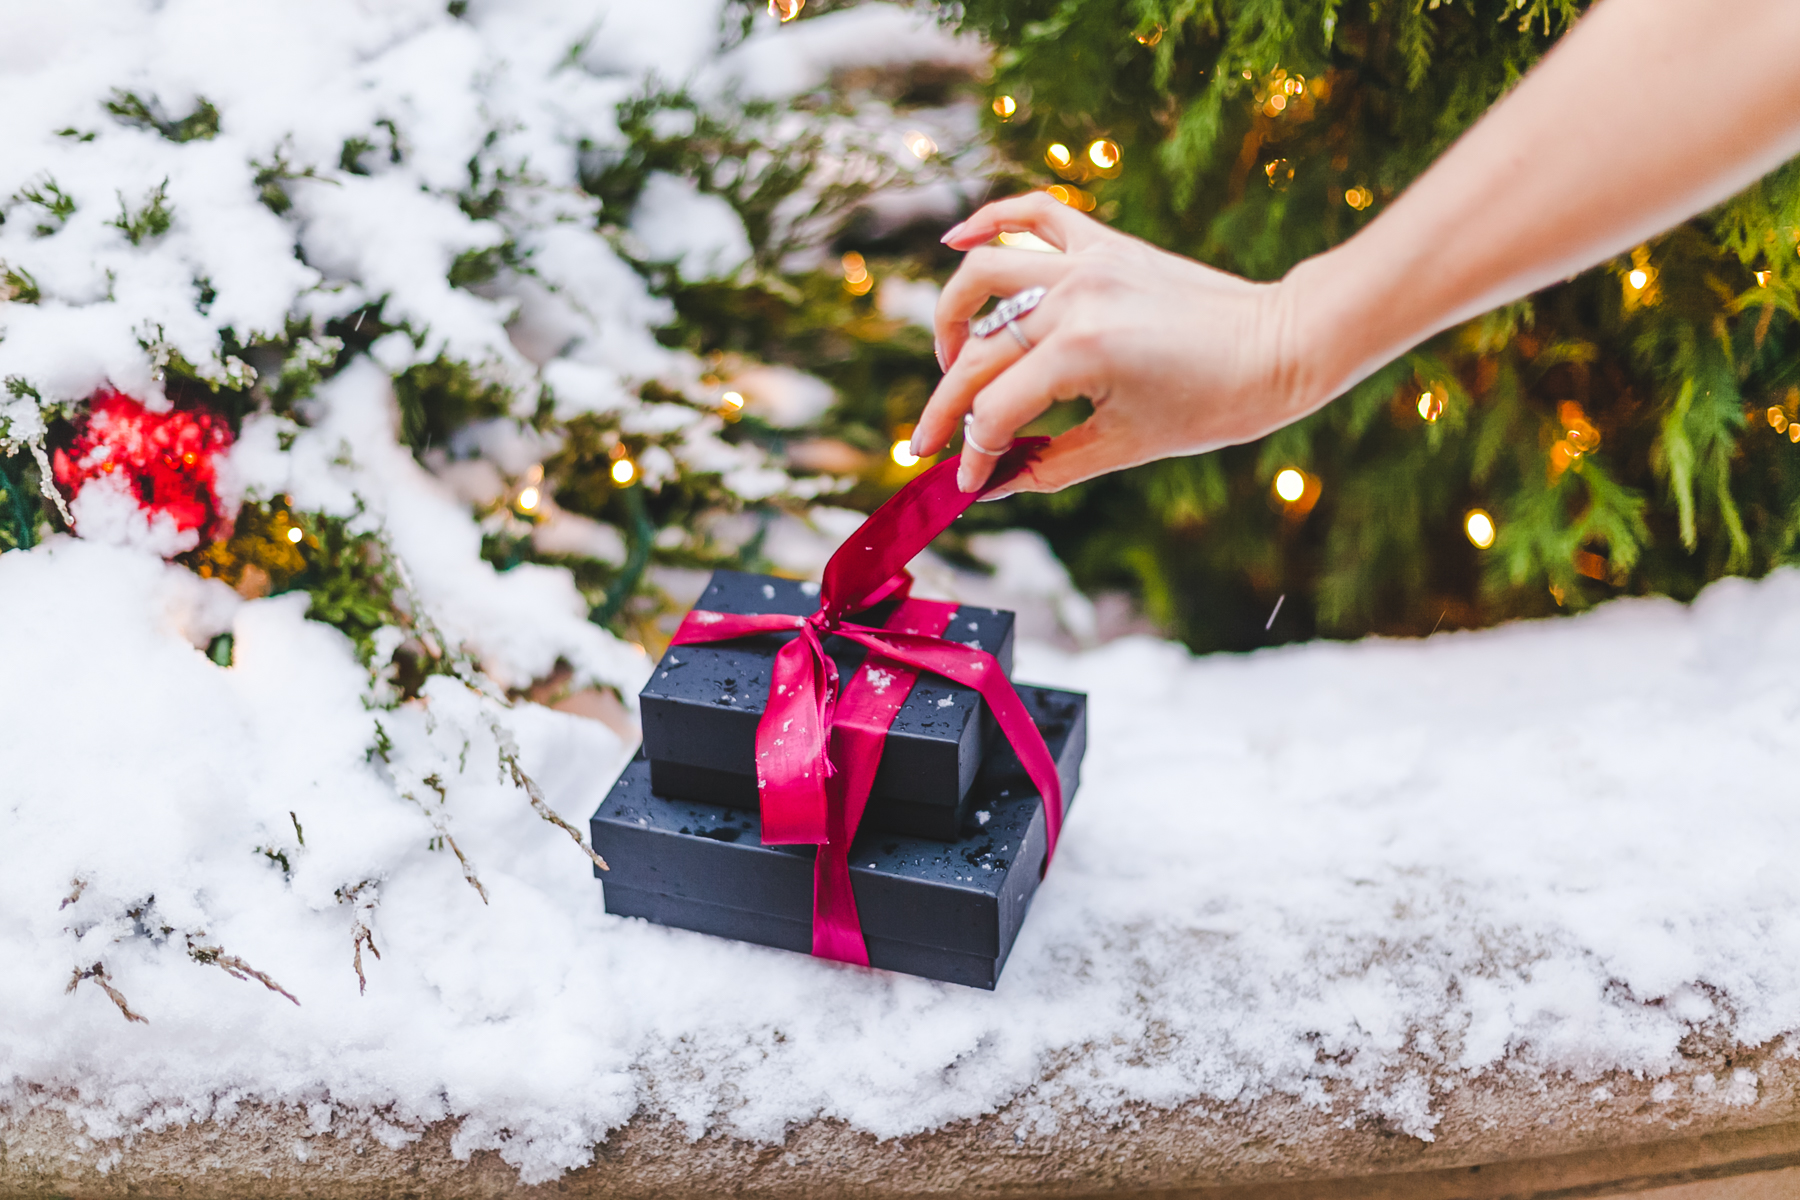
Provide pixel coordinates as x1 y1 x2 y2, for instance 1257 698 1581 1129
5 1037 1800 1198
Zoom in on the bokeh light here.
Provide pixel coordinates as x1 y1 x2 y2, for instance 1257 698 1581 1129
1465 509 1495 549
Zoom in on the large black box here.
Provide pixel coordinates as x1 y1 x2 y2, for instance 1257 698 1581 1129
593 684 1086 989
639 570 1016 841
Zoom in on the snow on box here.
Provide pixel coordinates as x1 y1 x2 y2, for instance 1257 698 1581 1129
4 0 1800 1187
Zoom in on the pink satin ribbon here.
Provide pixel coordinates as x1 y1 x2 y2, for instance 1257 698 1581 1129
669 440 1064 965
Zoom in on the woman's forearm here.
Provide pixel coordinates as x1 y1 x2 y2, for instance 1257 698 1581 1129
1288 0 1800 406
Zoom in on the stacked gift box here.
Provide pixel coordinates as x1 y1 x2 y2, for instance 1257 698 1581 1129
590 568 1087 989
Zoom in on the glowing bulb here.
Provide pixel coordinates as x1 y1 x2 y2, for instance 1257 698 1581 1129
1465 509 1495 549
1790 423 1800 444
1134 24 1163 45
1417 390 1443 423
1086 139 1121 170
993 95 1017 120
767 0 803 21
904 131 937 159
611 458 636 485
1046 143 1072 169
285 525 304 544
1628 268 1649 290
517 486 540 511
1757 270 1772 286
891 440 920 468
1274 468 1305 503
1345 186 1373 211
842 251 873 295
722 391 744 409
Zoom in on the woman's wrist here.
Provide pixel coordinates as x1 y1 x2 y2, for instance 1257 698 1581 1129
1275 226 1438 420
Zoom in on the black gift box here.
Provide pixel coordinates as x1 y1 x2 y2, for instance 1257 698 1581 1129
639 570 1017 841
593 684 1086 989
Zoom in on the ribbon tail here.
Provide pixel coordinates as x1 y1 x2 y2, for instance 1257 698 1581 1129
833 628 1065 862
755 629 835 845
811 842 871 965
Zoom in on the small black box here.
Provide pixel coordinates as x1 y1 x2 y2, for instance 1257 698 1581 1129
593 684 1086 989
639 570 1016 841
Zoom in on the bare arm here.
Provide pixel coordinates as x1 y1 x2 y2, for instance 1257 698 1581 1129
918 0 1800 495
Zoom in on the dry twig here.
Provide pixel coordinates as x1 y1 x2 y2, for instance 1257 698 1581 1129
67 962 147 1023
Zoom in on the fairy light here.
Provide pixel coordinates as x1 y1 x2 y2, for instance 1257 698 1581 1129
516 485 540 512
993 95 1017 120
285 525 304 544
1045 184 1095 212
1086 139 1121 170
1274 468 1305 503
1417 390 1443 423
1756 270 1772 287
721 391 744 410
768 0 803 21
611 458 636 485
1134 24 1163 45
904 131 937 160
1045 143 1073 170
841 251 873 296
891 440 920 467
1465 509 1495 549
1345 186 1373 211
1628 268 1649 290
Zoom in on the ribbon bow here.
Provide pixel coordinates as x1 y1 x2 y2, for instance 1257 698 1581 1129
670 439 1065 965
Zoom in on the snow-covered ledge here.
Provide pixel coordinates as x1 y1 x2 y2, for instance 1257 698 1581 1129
9 565 1800 1197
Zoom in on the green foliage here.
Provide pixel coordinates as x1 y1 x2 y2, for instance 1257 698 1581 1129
111 179 173 245
935 0 1800 650
184 499 422 671
0 451 40 551
104 89 220 143
1 263 39 304
587 85 911 269
16 177 76 236
391 357 514 455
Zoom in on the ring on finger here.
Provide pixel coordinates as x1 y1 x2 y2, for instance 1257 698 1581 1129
962 414 1012 458
970 286 1045 341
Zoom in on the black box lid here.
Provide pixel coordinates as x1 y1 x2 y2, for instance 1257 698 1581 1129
639 570 1016 830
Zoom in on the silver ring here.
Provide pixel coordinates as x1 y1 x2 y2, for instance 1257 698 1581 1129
962 414 1012 457
970 286 1046 340
1006 321 1032 351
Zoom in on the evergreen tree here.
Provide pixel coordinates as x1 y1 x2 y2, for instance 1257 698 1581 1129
935 0 1800 650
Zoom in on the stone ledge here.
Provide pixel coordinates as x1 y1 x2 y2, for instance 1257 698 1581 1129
5 1041 1799 1199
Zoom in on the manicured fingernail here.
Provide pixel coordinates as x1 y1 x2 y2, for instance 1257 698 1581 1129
909 430 923 457
940 221 967 244
957 460 977 492
976 489 1013 503
934 337 946 372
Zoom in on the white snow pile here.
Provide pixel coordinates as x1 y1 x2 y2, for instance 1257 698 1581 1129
9 552 1800 1179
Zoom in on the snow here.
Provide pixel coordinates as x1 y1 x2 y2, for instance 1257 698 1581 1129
628 172 754 282
10 551 1800 1179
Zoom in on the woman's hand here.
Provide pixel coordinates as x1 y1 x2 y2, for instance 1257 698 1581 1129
916 191 1329 496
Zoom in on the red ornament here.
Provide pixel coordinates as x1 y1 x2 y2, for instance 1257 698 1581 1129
53 388 236 544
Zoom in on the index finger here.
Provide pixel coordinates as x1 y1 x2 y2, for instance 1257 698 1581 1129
942 190 1112 254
